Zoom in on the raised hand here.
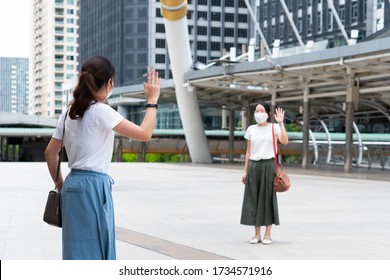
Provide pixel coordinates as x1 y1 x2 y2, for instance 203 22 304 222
143 70 161 104
274 107 285 124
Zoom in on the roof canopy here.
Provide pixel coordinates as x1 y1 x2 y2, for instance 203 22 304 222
116 36 390 123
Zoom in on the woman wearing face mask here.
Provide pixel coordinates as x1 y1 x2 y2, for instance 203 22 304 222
240 101 289 245
44 56 160 259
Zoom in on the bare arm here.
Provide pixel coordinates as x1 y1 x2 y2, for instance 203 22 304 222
241 140 251 184
113 70 160 141
274 107 289 145
44 138 64 192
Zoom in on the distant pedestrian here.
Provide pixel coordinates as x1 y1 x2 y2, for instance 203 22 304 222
44 56 160 259
240 101 289 245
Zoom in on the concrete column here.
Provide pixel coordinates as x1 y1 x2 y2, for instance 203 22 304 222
161 0 212 163
5 142 9 161
302 86 310 169
221 105 228 129
245 101 252 130
241 109 247 131
138 142 146 162
229 109 235 163
344 83 359 172
270 88 276 123
115 138 123 162
0 137 3 161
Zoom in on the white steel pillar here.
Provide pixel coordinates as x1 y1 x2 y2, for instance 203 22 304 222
161 0 212 163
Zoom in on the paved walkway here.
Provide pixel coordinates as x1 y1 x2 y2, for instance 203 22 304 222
0 162 389 260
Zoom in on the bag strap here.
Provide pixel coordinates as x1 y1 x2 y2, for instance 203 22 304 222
272 124 283 173
55 110 68 189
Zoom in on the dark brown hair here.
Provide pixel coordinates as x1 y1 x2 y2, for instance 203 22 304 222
69 56 115 119
253 101 271 113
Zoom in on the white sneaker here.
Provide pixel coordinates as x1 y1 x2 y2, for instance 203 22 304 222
249 236 261 244
262 237 272 245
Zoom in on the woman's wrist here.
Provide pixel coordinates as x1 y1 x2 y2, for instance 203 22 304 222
147 99 158 104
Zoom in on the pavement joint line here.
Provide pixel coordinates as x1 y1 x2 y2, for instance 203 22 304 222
115 226 232 260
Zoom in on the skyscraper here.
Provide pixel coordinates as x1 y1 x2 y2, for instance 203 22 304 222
258 0 390 49
78 0 253 86
77 0 253 130
30 0 79 117
0 57 29 114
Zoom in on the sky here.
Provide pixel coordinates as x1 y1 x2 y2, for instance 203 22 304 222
0 0 33 58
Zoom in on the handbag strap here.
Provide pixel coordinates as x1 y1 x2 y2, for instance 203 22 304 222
272 124 283 173
55 110 68 189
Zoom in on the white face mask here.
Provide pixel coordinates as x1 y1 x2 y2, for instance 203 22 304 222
107 82 114 99
254 112 268 124
107 90 113 99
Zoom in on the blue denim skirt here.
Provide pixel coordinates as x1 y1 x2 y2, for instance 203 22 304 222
61 169 116 260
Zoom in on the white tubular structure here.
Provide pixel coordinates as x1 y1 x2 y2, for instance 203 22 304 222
161 0 212 163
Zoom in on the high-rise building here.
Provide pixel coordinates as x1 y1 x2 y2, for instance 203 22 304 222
0 57 29 114
77 0 252 129
30 0 79 117
78 0 253 86
258 0 390 50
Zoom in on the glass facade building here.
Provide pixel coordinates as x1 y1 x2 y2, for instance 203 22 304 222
0 57 29 114
78 0 252 129
258 0 390 49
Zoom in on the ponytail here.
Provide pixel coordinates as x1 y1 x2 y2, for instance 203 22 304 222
69 72 97 119
68 56 116 120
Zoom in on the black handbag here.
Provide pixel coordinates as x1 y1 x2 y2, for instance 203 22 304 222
43 112 67 227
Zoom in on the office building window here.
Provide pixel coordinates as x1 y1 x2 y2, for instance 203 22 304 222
211 12 221 21
271 0 276 16
224 28 234 37
212 0 221 6
156 24 165 33
138 23 147 33
317 11 322 32
225 0 235 7
225 13 234 22
339 5 345 24
138 38 147 48
155 54 165 63
138 7 147 17
156 39 165 48
211 27 221 36
197 41 207 50
298 18 302 33
238 14 248 23
238 28 247 37
351 1 358 24
138 54 147 64
197 26 207 35
224 42 234 50
328 10 333 30
211 41 221 51
197 56 207 63
198 11 207 20
238 1 247 8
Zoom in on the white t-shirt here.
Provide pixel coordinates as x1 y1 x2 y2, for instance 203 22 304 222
53 102 124 173
244 123 281 160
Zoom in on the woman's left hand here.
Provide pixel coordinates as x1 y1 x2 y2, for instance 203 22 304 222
274 107 285 124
